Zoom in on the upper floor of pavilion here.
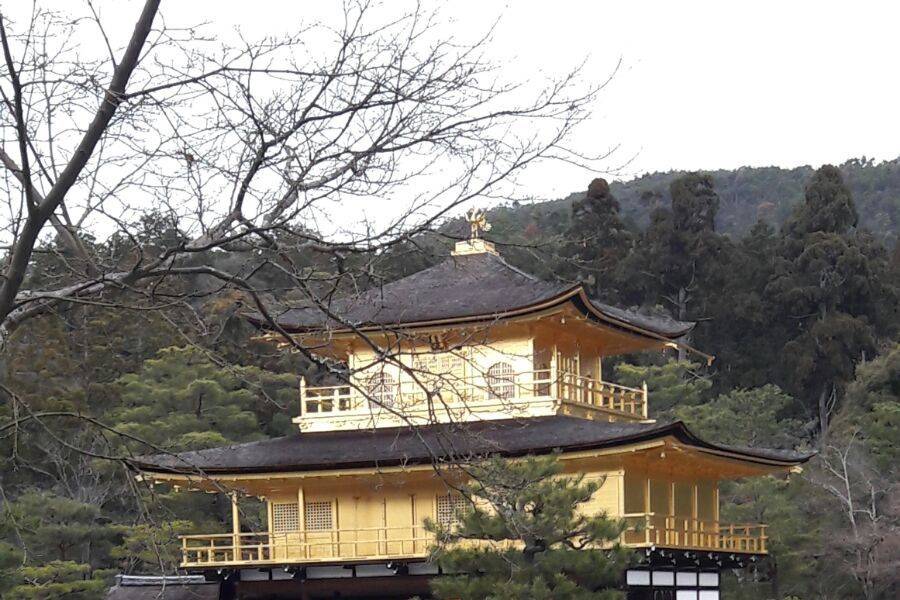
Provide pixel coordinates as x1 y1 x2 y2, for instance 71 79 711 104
249 213 703 432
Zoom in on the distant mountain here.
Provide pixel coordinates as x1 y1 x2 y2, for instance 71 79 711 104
495 158 900 245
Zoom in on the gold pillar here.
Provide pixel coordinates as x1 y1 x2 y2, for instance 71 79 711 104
297 485 306 559
643 477 652 545
550 344 558 397
231 492 241 561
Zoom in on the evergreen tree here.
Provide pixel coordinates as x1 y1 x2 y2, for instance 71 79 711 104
2 561 109 600
109 346 298 451
832 343 900 473
766 165 897 432
562 178 633 302
614 360 711 419
428 455 629 600
675 385 802 449
698 220 780 391
0 493 118 600
675 386 820 599
622 173 734 359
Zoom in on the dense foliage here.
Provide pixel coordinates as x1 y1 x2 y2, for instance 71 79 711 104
427 455 629 600
0 164 897 599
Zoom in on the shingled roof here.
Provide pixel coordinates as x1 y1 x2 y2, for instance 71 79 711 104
129 416 813 476
106 576 218 600
250 252 693 338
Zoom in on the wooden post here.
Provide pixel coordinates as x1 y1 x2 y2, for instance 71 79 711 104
266 500 274 560
668 482 675 547
231 492 241 562
549 345 558 399
299 376 307 415
381 497 388 556
297 485 306 559
643 477 651 545
692 484 699 547
641 381 649 419
410 494 418 555
714 482 721 549
334 497 340 558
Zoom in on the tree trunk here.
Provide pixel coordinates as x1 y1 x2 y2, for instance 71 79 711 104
676 287 689 362
818 385 830 435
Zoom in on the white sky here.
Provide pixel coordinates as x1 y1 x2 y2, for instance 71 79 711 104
9 0 900 206
155 0 900 199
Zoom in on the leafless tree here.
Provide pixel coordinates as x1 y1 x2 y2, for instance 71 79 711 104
808 432 899 600
0 1 613 575
0 0 605 353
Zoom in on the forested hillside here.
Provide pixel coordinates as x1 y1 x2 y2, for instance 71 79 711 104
496 157 900 247
1 165 898 599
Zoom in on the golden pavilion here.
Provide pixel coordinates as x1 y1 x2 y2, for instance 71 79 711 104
129 217 811 600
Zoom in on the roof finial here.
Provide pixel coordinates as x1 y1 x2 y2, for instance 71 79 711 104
452 207 498 256
465 207 492 240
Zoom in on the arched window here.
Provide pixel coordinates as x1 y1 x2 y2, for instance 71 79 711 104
486 361 515 399
366 372 397 408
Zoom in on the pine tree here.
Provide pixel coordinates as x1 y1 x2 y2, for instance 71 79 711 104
427 455 629 600
699 220 781 391
110 346 298 451
766 165 897 432
562 178 633 302
622 173 734 359
614 360 711 420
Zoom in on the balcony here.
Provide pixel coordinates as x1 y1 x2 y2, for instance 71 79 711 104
179 516 766 569
297 369 648 431
622 514 768 554
181 526 431 568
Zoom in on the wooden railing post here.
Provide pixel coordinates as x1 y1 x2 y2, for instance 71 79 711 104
299 376 307 415
231 493 241 562
550 347 558 399
641 381 648 419
645 514 651 546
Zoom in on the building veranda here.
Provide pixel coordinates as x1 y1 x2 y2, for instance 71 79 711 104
128 221 812 599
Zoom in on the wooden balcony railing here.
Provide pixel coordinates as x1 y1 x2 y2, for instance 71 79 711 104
181 526 432 567
622 513 768 554
300 369 648 420
180 515 766 568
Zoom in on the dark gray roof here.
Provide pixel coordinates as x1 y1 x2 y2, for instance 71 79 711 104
129 416 813 475
250 252 692 338
106 576 218 600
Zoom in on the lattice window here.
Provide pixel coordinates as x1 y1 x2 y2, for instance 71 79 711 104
304 500 334 531
272 502 299 533
486 361 515 399
366 372 397 408
436 493 468 526
413 353 466 399
417 353 464 376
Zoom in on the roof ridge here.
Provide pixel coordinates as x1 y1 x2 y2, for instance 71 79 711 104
479 251 563 285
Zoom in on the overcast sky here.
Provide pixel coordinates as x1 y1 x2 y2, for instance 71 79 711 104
18 0 900 203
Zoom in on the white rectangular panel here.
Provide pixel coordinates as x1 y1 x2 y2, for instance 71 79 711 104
653 570 675 586
626 570 651 586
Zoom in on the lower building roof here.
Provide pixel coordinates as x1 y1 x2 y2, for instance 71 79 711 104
106 576 218 600
128 416 813 476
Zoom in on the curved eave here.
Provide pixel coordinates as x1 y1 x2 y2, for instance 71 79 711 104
247 284 693 345
126 421 813 478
